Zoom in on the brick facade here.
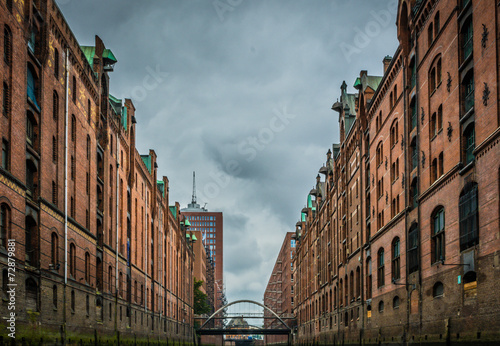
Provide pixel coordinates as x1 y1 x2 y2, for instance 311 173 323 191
263 232 296 344
0 0 194 343
293 0 500 345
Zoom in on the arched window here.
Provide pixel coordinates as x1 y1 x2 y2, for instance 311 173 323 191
433 282 444 298
391 120 398 147
437 58 442 84
356 266 361 298
52 91 59 121
434 11 440 34
390 91 393 109
438 152 444 177
26 111 37 147
464 123 475 164
432 207 445 263
377 248 385 287
463 70 474 114
462 16 473 62
86 135 91 160
3 81 10 117
437 105 443 131
85 252 90 283
69 243 76 278
394 85 398 103
376 142 383 167
71 115 76 142
72 76 77 103
87 99 91 123
410 138 417 171
410 99 417 129
410 178 418 209
0 204 10 248
134 280 138 302
428 22 434 46
430 67 436 92
4 26 12 67
119 271 123 297
54 49 59 79
108 266 113 292
392 237 400 281
378 300 384 313
408 223 419 273
459 182 478 251
393 296 400 309
27 65 39 108
431 158 438 183
6 0 13 13
431 112 437 137
51 232 58 265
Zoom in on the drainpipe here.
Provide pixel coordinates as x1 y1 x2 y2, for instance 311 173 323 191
62 47 69 345
403 52 410 346
115 134 120 331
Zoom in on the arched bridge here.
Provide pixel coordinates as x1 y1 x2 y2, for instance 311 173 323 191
196 299 293 337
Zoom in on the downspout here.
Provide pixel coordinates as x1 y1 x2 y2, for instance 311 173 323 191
115 133 120 331
403 52 410 346
63 47 69 345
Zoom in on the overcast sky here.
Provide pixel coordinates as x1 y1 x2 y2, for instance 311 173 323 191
56 0 399 305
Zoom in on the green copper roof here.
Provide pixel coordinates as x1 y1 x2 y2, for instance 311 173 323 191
307 195 312 208
191 234 197 241
141 155 151 174
169 206 177 220
186 234 191 239
80 46 117 68
185 219 191 227
353 77 361 89
122 105 127 130
301 212 306 222
157 181 165 197
80 46 96 68
102 49 117 64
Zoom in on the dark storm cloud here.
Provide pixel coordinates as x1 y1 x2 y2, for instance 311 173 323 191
57 0 398 303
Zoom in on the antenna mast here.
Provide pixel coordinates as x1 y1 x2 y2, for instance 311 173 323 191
192 171 197 204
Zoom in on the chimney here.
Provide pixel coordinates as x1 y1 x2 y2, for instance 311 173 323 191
383 56 392 74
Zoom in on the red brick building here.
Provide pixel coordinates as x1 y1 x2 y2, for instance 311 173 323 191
293 0 500 344
263 231 296 344
0 0 194 343
181 184 224 316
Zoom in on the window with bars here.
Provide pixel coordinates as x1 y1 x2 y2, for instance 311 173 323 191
4 26 12 66
3 82 10 117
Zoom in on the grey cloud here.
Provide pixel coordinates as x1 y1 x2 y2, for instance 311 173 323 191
57 0 398 305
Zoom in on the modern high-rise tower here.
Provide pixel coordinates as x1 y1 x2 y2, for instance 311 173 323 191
181 173 224 311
